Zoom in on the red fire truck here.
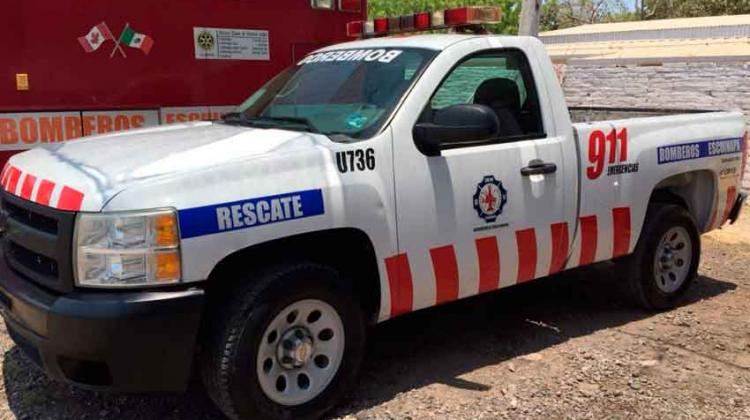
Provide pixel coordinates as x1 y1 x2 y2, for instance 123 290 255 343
1 0 365 166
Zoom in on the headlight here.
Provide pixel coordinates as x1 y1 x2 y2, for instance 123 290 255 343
74 208 181 288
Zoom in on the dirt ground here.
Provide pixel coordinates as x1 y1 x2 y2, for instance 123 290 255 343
0 215 748 420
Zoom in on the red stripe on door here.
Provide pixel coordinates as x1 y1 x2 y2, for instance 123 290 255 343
35 179 56 206
612 207 631 258
430 245 459 305
385 254 413 317
20 174 37 200
475 236 500 293
549 222 569 275
57 186 85 211
5 167 22 194
579 215 598 266
515 228 537 283
722 186 737 225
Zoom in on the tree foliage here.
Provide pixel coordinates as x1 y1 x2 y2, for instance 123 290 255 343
539 0 750 32
368 0 750 35
540 0 633 31
640 0 750 19
368 0 522 34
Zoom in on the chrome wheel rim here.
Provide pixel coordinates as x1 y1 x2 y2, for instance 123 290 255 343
653 226 692 293
256 299 345 406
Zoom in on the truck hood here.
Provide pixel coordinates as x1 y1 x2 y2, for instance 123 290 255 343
2 122 327 211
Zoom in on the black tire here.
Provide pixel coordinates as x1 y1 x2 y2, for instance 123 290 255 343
627 204 700 309
201 262 366 420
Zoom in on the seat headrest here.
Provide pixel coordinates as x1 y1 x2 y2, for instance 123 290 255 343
473 78 521 112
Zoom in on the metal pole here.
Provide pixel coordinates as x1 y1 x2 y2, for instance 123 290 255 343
519 0 541 37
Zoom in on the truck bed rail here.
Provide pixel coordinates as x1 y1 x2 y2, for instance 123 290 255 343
570 106 718 124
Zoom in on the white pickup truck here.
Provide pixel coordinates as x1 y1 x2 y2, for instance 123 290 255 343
0 33 746 420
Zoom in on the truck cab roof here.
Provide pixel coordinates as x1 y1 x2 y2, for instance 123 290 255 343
315 34 537 52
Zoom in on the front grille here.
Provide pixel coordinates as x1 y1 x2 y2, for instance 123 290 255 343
1 191 76 293
7 242 59 278
4 200 58 235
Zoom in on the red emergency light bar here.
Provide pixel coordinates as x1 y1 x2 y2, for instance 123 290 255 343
346 6 502 38
374 17 388 34
414 12 431 29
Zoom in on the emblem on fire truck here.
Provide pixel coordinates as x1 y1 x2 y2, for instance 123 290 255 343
473 175 507 223
197 31 215 51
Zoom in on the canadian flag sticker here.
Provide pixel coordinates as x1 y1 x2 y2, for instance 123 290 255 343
78 22 114 52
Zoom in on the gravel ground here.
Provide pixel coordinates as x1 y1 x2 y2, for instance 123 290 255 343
1 215 748 420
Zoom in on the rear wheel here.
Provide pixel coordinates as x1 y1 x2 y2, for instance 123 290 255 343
652 226 693 294
202 263 366 420
627 204 700 309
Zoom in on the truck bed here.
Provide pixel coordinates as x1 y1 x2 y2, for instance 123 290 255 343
566 110 745 273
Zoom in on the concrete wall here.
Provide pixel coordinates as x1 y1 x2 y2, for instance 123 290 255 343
559 62 750 190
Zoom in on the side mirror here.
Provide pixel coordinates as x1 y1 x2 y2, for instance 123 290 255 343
413 104 500 156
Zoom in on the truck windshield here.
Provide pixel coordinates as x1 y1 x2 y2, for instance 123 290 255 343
224 48 436 140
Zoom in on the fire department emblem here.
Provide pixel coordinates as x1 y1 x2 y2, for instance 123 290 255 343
197 31 215 51
473 175 507 223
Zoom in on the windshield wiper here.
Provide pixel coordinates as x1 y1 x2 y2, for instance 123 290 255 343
221 112 252 124
256 116 320 133
221 113 319 133
326 132 356 142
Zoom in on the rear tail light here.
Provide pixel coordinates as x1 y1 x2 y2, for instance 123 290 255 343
346 5 501 38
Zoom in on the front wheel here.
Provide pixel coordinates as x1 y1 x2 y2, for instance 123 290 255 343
256 299 345 407
202 263 366 420
626 204 701 309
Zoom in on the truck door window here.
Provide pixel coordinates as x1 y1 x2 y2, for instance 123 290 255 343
423 49 545 142
227 48 436 141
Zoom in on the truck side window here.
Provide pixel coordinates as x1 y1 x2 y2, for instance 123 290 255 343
424 49 545 142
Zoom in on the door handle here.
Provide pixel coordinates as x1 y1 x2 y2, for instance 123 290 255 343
520 159 557 176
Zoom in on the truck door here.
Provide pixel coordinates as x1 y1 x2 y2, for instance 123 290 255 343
387 46 577 316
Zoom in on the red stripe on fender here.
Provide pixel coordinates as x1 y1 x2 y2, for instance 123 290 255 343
612 207 631 258
430 245 459 304
722 186 737 225
0 164 9 186
57 186 85 211
579 215 598 266
0 165 12 189
35 179 56 206
549 222 569 275
5 167 21 194
20 173 37 200
475 236 500 293
385 254 413 317
515 228 537 283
